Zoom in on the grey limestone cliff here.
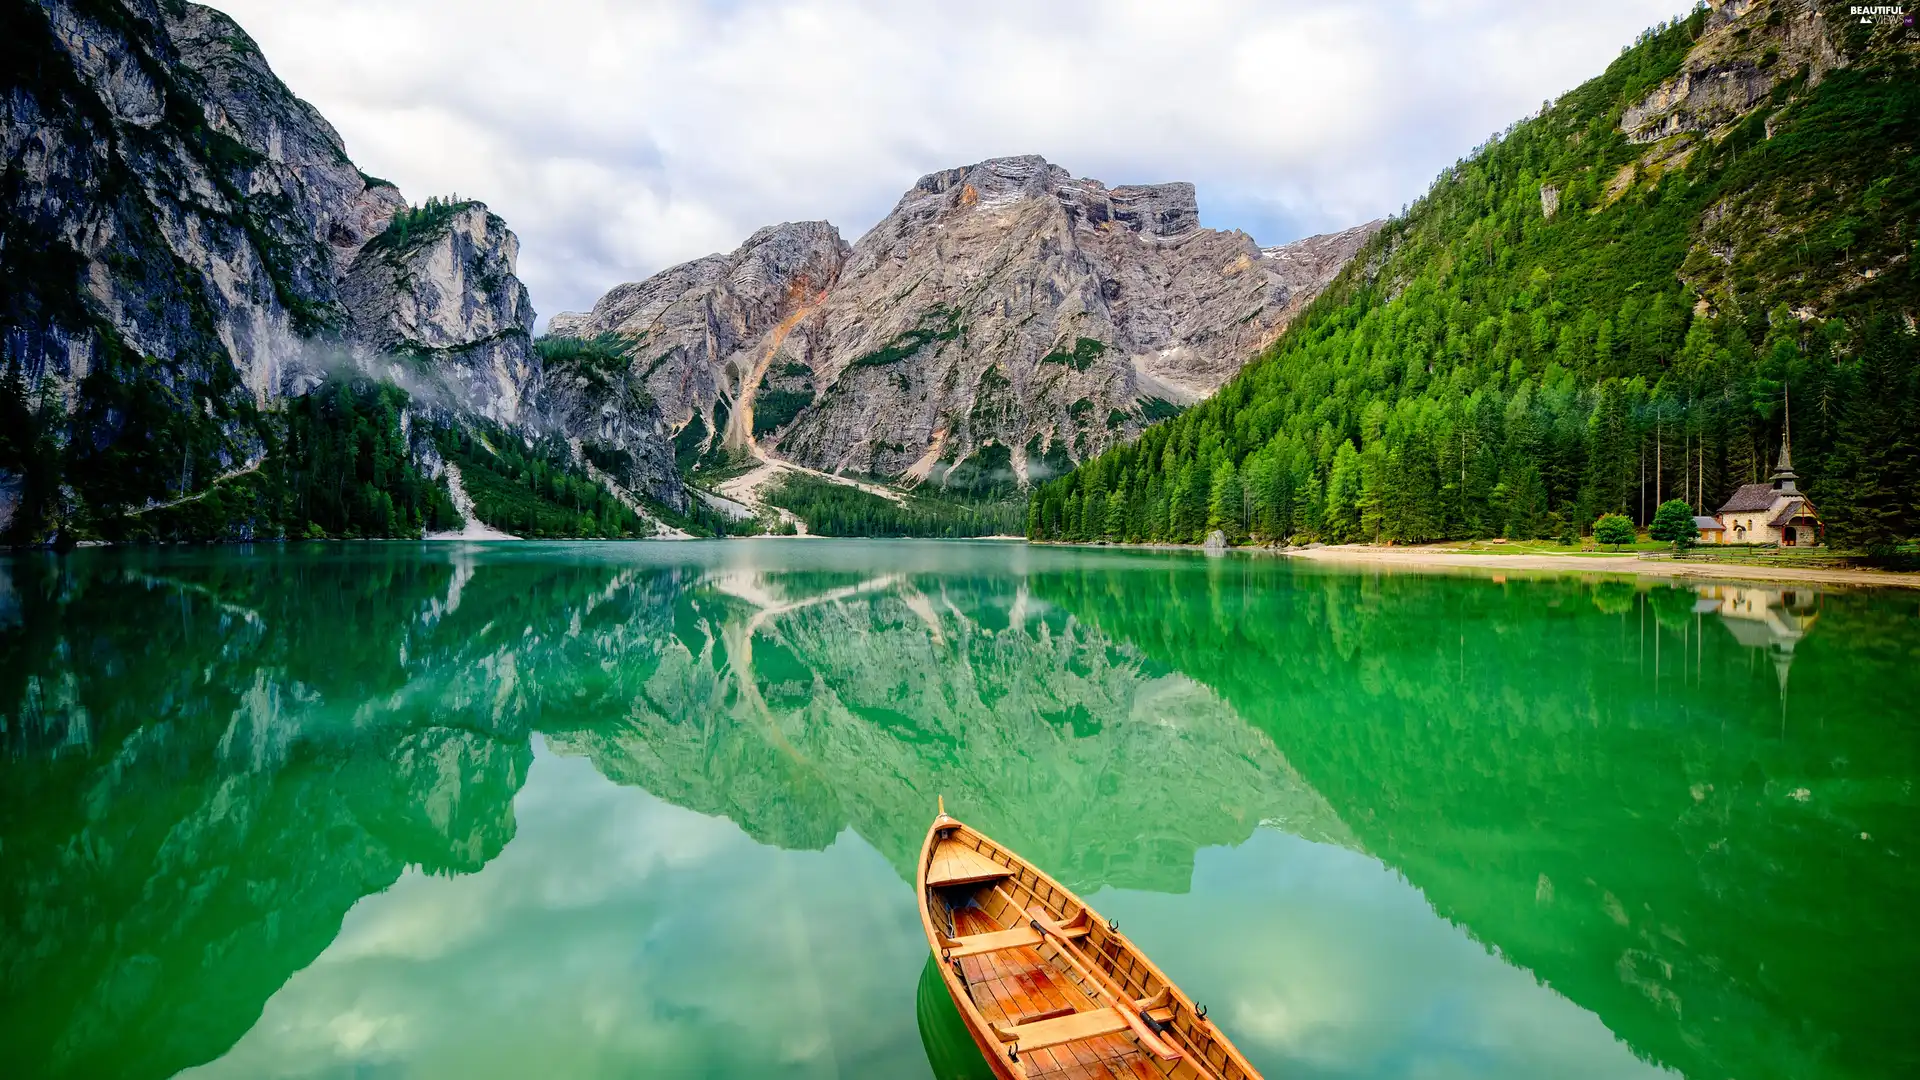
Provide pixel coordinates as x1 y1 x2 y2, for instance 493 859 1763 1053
538 338 689 513
1620 0 1847 146
3 1 403 408
0 0 683 539
1611 0 1908 318
547 220 851 456
337 201 539 424
557 156 1380 486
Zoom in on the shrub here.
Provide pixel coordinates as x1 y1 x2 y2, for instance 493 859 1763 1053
1594 513 1637 550
1648 499 1698 544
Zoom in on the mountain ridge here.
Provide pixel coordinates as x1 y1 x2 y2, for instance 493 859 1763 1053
550 155 1380 496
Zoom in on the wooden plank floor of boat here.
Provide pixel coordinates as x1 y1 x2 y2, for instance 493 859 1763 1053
953 907 1163 1079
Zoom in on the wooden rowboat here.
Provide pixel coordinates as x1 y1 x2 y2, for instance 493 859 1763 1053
916 800 1263 1080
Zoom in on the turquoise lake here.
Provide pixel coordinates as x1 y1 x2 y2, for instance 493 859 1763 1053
1 540 1915 1079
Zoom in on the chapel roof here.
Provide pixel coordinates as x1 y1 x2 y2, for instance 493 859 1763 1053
1769 499 1818 528
1719 483 1781 514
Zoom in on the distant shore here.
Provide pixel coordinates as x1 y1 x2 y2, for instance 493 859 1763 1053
1036 539 1920 590
1285 544 1920 590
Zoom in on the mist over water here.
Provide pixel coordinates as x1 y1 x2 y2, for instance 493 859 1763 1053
2 542 1914 1079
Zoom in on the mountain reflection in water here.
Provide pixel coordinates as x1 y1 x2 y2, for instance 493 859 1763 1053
0 542 1913 1080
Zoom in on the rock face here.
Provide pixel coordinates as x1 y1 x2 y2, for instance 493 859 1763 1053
548 220 851 455
559 156 1379 486
1260 226 1386 322
3 0 402 412
538 342 689 512
1620 0 1845 145
0 0 683 538
337 202 539 424
1619 0 1911 317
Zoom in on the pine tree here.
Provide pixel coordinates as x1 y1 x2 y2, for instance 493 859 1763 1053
1499 464 1548 539
1208 459 1242 536
1822 320 1918 549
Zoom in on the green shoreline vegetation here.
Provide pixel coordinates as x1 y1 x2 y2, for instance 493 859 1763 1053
0 372 710 544
432 424 652 539
763 473 1023 538
0 375 466 544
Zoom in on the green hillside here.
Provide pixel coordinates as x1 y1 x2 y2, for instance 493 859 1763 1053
1030 3 1918 550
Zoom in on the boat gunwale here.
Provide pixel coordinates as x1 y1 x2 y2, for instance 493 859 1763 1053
915 812 1263 1080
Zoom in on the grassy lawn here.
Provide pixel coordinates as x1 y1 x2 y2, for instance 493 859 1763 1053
1434 538 1672 557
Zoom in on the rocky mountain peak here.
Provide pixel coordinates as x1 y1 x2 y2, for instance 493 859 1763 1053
551 219 845 344
881 154 1202 249
165 3 407 265
543 220 849 455
557 156 1379 494
911 153 1055 192
766 158 1379 482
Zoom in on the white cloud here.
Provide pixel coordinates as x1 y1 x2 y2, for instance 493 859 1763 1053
208 0 1694 327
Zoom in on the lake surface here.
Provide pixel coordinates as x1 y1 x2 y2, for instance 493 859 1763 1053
2 541 1915 1080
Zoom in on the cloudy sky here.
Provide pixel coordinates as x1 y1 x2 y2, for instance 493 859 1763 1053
210 0 1692 327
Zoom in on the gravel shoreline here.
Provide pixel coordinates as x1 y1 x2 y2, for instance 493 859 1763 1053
1282 545 1920 590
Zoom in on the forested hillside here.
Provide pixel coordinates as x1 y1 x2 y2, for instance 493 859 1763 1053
1029 2 1918 549
763 475 1023 538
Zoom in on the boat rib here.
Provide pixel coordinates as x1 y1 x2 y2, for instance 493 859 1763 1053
915 802 1263 1080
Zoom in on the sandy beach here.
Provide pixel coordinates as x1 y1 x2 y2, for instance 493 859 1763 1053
1284 544 1920 590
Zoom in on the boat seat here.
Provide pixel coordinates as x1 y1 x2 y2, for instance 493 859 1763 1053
926 841 1013 887
939 920 1088 959
991 1007 1130 1051
1134 987 1175 1026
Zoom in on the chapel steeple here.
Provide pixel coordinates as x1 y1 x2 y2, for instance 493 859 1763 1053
1770 435 1798 493
1771 386 1797 493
